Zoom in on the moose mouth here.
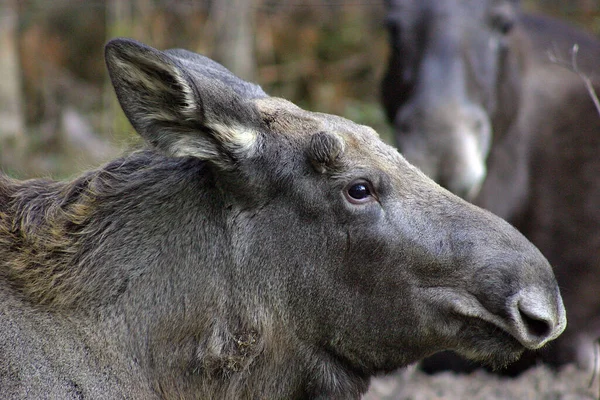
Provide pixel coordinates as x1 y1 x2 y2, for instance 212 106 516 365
422 286 565 366
451 314 526 368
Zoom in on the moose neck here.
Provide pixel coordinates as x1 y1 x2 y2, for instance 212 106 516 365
97 155 371 398
474 27 534 222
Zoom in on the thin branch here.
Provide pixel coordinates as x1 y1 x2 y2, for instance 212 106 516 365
548 44 600 117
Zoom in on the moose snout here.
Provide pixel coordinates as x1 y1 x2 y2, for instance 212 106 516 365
394 102 492 201
507 286 567 349
466 256 567 352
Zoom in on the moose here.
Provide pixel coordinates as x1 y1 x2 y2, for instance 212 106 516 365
382 0 600 372
0 38 566 398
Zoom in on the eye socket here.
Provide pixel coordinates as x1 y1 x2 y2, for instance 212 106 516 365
489 8 516 35
496 17 514 35
344 181 376 205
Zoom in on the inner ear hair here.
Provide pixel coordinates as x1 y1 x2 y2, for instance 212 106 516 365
307 131 345 173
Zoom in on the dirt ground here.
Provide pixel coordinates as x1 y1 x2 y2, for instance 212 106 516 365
364 364 599 400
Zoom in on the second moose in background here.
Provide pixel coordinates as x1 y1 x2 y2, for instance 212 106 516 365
382 0 600 372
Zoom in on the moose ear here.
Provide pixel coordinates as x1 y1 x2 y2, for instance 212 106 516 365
105 38 265 164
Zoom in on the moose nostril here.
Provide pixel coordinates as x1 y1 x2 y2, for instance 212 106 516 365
518 305 552 338
507 287 565 349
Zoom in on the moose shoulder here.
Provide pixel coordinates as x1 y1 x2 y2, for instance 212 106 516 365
0 38 565 399
382 0 599 371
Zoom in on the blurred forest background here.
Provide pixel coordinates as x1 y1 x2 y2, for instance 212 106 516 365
0 0 598 178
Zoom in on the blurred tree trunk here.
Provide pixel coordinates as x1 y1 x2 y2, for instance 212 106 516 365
211 0 256 80
0 0 25 174
0 0 23 140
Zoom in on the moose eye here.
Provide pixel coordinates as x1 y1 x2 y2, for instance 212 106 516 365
345 181 376 204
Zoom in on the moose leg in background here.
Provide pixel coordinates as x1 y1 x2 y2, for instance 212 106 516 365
382 0 600 373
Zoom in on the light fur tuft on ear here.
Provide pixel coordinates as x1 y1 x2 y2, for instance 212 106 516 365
171 123 259 161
